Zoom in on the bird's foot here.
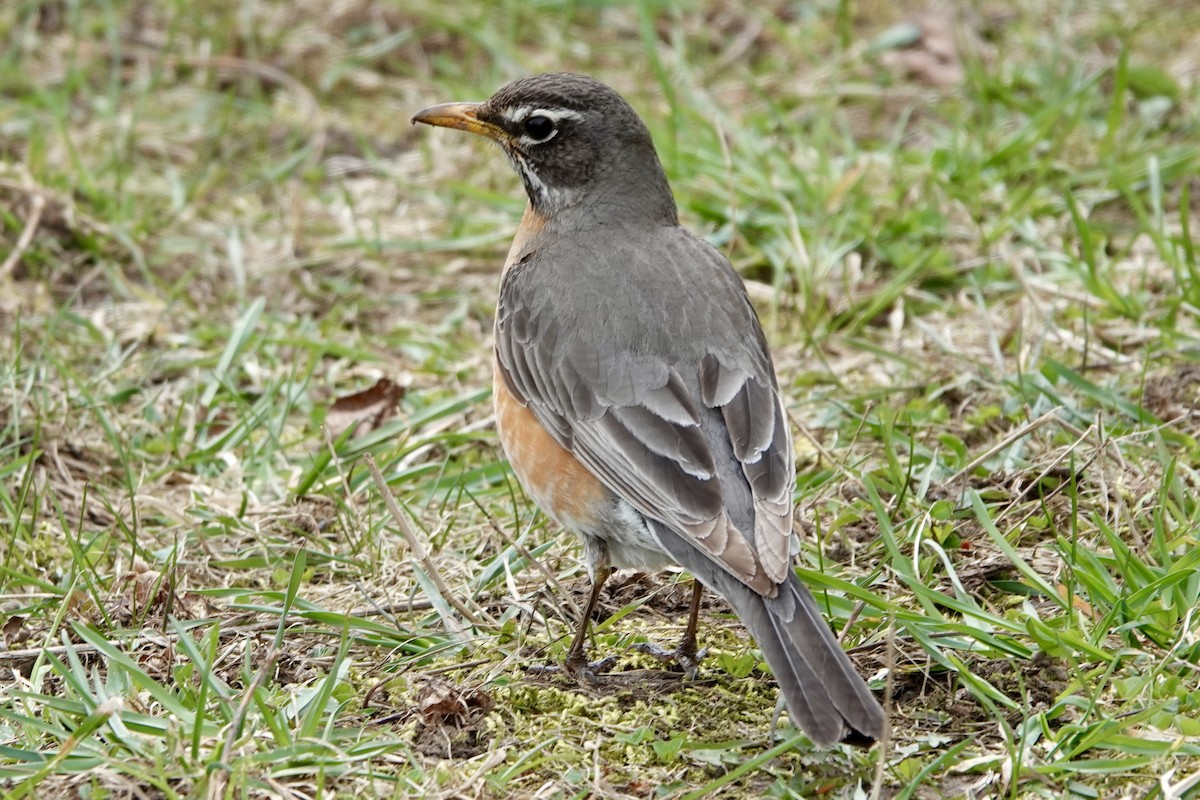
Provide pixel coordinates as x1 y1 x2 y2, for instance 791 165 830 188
567 651 619 685
631 640 708 679
526 653 619 686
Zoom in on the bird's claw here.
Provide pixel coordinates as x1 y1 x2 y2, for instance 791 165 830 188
526 653 619 685
570 653 619 685
632 641 708 679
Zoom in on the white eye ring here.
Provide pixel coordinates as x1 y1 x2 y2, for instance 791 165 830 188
506 107 583 146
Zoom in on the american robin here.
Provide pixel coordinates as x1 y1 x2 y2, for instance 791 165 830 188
413 73 886 746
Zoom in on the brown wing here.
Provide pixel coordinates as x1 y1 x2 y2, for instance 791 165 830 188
495 227 794 596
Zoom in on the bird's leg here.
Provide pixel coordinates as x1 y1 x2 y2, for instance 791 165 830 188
527 546 618 683
561 562 618 683
633 579 708 679
677 579 706 674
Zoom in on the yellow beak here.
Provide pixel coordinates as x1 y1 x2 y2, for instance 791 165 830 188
411 102 508 143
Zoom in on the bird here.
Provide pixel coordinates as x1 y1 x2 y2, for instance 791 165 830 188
412 73 886 746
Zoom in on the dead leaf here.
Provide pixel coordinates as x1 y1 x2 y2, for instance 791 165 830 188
416 678 493 727
411 679 495 759
1057 583 1097 619
108 559 176 623
2 615 30 647
876 10 967 88
325 377 406 440
197 405 233 438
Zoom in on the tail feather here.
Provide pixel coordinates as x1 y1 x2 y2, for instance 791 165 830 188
755 599 853 743
651 521 885 745
750 576 885 744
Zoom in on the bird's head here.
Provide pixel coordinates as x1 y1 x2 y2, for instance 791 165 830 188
413 72 675 222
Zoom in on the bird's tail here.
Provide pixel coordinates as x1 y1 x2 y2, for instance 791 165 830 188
733 574 886 745
649 520 885 745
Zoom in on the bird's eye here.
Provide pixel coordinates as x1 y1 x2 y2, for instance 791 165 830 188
523 115 557 142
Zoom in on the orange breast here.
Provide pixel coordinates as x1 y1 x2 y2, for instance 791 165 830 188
502 204 547 274
493 362 610 533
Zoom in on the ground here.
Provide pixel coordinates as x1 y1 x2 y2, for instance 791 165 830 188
2 1 1200 798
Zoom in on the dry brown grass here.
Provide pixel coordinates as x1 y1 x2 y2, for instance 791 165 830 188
3 1 1200 797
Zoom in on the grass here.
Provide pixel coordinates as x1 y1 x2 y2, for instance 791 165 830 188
2 0 1199 797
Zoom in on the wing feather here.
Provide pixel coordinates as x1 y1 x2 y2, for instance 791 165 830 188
495 229 795 594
